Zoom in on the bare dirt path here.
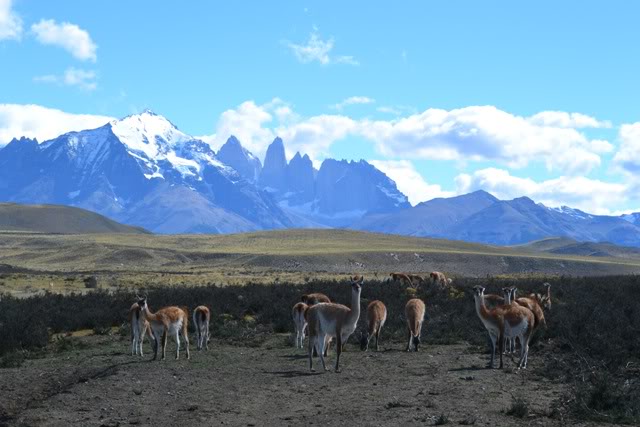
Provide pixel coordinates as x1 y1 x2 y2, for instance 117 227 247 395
0 335 613 427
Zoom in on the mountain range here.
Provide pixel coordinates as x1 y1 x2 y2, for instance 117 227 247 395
354 191 640 247
1 110 639 247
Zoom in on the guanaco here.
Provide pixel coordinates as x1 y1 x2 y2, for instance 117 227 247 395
301 293 331 305
292 302 308 349
405 298 426 352
307 276 363 372
360 300 387 351
193 305 211 351
472 286 534 369
129 302 153 356
137 296 190 361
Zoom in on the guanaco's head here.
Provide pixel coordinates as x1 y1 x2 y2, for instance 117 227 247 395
472 285 485 299
135 295 147 310
351 275 364 292
501 287 511 301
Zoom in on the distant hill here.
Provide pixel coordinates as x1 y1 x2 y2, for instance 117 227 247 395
517 237 640 260
0 203 149 234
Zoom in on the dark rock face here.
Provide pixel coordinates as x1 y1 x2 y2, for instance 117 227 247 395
216 135 262 182
258 137 287 192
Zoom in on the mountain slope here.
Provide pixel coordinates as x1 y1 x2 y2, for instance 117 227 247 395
0 203 148 234
353 190 498 236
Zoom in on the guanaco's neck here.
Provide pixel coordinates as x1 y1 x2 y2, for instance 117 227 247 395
503 291 512 305
348 288 362 324
474 295 492 321
141 305 161 324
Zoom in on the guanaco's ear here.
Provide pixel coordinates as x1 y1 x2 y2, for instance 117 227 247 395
358 276 364 285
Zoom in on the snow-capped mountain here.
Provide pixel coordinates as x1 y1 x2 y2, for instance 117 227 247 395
622 212 640 226
0 111 411 234
4 110 638 246
0 111 292 233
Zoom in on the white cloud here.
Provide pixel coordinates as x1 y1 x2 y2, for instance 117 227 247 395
201 99 357 162
31 19 97 61
527 111 612 129
455 167 628 215
376 105 416 116
0 104 113 146
589 139 614 154
0 0 22 40
614 122 640 174
331 96 375 111
369 160 455 205
34 67 98 90
201 102 612 177
201 100 277 159
285 30 358 65
277 114 357 162
336 55 359 65
360 106 605 175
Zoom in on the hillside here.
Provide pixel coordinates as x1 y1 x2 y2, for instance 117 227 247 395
517 237 640 259
0 203 149 234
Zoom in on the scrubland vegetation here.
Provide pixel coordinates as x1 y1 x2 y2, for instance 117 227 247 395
1 275 639 423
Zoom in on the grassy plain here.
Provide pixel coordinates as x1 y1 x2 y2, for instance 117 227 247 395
2 229 640 296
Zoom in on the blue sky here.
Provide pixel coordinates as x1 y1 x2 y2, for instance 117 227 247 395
1 0 640 214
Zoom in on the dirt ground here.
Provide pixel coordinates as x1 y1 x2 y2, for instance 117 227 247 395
0 333 617 427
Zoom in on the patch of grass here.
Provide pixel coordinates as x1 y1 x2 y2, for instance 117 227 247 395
93 325 111 336
459 415 476 425
434 413 449 425
572 373 640 424
506 395 529 418
53 335 89 353
0 350 25 368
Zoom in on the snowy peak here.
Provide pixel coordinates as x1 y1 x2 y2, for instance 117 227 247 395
549 205 594 220
110 110 191 160
622 212 640 225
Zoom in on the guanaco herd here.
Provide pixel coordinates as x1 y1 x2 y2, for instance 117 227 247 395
128 274 552 374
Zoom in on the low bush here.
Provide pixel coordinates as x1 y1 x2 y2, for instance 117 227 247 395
1 273 639 424
506 395 529 418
